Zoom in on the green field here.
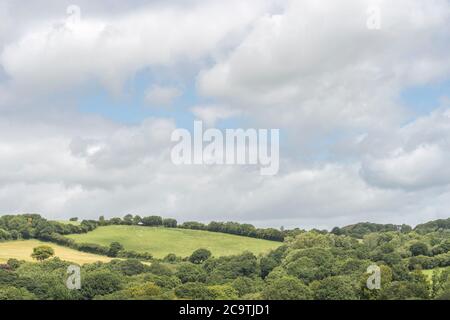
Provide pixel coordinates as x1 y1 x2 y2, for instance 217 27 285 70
67 225 282 258
0 240 112 264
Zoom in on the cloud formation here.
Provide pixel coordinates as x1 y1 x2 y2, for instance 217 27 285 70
145 85 182 107
0 0 449 228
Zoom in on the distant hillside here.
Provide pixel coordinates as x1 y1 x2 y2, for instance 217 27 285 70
332 218 450 238
331 222 412 238
414 218 450 234
66 225 281 258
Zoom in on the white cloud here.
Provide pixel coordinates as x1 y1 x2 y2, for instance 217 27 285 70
145 85 181 106
190 105 241 126
360 108 450 190
0 0 450 228
0 0 274 95
0 108 449 228
198 0 450 136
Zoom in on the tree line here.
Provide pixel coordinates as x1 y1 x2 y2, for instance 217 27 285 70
98 215 286 241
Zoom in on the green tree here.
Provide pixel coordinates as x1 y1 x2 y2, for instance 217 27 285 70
430 269 449 298
285 256 318 284
189 248 212 264
148 261 173 276
125 282 162 299
163 253 179 263
98 215 107 226
290 232 333 249
0 228 12 240
435 280 450 300
133 215 142 225
311 276 359 300
409 242 429 257
175 282 214 300
31 246 55 261
260 256 278 278
176 263 207 283
262 277 312 300
6 258 21 270
108 242 124 257
360 265 393 299
379 281 429 300
81 271 123 299
116 259 146 276
123 214 134 225
208 284 239 300
0 286 36 300
142 216 163 226
231 277 262 297
162 218 177 228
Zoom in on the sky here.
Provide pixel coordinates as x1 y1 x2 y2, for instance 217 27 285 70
0 0 450 229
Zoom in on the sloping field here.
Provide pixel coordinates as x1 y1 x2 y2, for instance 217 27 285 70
0 240 112 264
67 225 282 258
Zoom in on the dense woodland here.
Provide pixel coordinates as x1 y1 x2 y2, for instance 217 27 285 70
1 214 450 300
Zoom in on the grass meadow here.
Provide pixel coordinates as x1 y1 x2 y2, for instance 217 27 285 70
0 239 112 264
67 225 282 258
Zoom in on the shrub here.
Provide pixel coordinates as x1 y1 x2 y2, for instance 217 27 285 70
31 246 55 261
176 263 207 283
175 282 214 300
108 242 124 257
81 271 123 299
262 277 312 300
142 216 163 226
189 249 212 264
162 218 177 228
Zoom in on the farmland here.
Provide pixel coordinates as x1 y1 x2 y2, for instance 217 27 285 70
66 225 282 258
0 240 112 264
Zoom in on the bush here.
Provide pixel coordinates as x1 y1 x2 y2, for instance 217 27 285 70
142 216 163 226
311 276 359 300
0 286 36 300
175 282 214 300
163 218 177 228
7 259 21 270
116 250 152 261
77 243 109 255
148 262 173 276
108 242 124 257
410 242 429 257
189 249 212 264
231 277 263 297
31 246 55 261
81 271 123 299
125 282 162 299
116 259 146 276
176 263 207 283
208 284 239 300
163 253 180 263
0 228 12 241
262 277 312 300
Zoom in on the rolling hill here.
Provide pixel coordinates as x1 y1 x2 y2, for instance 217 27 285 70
66 225 282 258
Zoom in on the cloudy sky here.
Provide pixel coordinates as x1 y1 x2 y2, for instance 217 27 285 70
0 0 450 229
